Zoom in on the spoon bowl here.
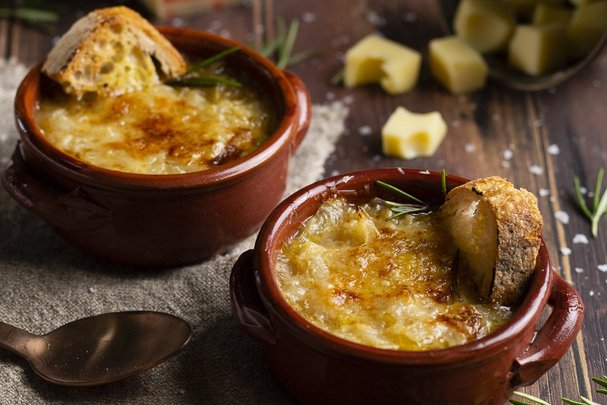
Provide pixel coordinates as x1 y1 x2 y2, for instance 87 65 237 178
437 0 607 91
0 311 192 386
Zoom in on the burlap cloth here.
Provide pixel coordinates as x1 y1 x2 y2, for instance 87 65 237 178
0 58 349 404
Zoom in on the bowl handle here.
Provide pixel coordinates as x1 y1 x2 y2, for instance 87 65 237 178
2 148 110 232
284 71 311 153
510 272 584 387
230 249 278 346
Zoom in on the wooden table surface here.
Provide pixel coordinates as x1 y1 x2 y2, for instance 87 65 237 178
1 0 606 403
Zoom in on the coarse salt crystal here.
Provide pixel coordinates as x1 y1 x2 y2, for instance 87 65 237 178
419 170 430 174
598 264 607 272
539 188 550 197
302 12 316 23
464 143 476 153
358 125 372 136
547 144 560 155
555 211 569 224
560 247 572 255
88 286 97 293
574 267 584 273
404 12 417 22
501 149 514 160
572 234 589 244
501 161 511 169
529 165 544 175
589 291 595 297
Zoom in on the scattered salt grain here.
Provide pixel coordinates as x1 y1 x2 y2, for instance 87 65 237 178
501 149 514 160
397 167 405 174
547 144 560 155
529 165 544 175
589 290 595 297
560 247 572 255
404 12 417 22
366 11 386 26
555 210 569 224
573 234 589 244
302 12 316 23
501 161 511 169
579 186 587 194
88 286 97 294
574 267 584 273
358 125 372 136
419 170 430 174
539 188 550 197
171 18 185 27
598 264 607 272
464 143 476 153
342 95 354 104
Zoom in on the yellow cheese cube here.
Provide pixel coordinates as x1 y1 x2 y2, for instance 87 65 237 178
429 36 489 94
454 0 516 53
507 0 564 19
569 0 601 7
532 4 572 26
509 24 567 76
344 35 421 95
381 107 447 160
567 1 607 60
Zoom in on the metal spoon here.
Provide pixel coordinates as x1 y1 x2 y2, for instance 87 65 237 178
437 0 607 91
0 311 192 386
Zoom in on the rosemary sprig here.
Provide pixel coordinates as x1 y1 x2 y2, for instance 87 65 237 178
168 47 241 89
510 375 607 405
376 170 449 220
184 47 240 75
375 180 430 220
592 375 607 395
573 168 607 237
0 4 58 34
257 17 321 69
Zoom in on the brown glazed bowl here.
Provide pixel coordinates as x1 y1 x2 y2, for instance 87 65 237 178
230 168 584 405
2 27 310 267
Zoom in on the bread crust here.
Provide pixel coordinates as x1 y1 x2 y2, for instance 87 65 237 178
443 176 543 306
42 6 186 97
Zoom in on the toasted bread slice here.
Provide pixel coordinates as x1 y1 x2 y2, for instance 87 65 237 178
440 176 543 306
42 6 186 98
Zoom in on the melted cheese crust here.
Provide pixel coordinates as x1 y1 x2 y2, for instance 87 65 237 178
36 80 274 174
276 197 512 351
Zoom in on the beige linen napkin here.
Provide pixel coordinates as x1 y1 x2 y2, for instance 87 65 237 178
0 58 348 404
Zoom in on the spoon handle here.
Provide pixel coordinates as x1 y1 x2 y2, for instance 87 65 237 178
0 321 36 359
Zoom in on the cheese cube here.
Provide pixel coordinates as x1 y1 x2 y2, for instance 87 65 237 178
429 36 488 94
381 107 447 160
509 24 567 76
569 0 601 7
567 1 607 60
532 4 572 26
507 0 564 19
454 0 516 53
344 35 421 95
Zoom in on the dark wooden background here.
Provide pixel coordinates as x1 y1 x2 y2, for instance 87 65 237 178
1 0 605 403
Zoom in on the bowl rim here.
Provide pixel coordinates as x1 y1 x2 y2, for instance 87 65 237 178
14 26 300 191
255 167 553 366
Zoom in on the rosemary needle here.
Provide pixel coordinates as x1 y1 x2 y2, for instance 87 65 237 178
168 47 241 89
573 168 607 237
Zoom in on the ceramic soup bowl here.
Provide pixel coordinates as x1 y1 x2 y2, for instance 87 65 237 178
3 27 310 267
230 168 584 405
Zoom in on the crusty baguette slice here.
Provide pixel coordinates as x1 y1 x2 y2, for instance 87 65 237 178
42 6 186 98
440 176 543 306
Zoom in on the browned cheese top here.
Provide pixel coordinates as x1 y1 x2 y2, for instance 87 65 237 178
36 77 275 174
276 197 512 351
